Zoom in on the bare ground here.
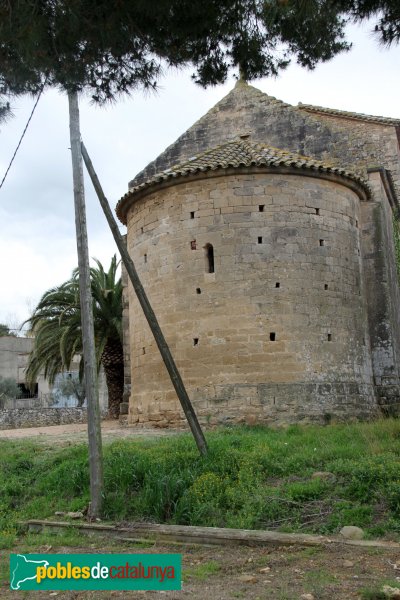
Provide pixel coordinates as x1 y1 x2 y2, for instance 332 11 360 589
1 538 400 599
0 420 181 444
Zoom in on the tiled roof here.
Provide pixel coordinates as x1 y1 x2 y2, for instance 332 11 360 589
298 103 400 126
116 139 369 223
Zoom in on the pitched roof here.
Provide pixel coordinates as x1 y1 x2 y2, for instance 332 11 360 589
125 82 400 200
127 81 304 191
298 103 400 127
116 139 369 223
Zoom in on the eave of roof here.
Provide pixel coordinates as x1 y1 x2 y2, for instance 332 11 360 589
298 103 400 127
116 139 370 224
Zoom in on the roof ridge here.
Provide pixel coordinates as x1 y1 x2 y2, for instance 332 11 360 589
298 102 400 126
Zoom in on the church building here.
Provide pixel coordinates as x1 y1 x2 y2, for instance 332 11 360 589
116 81 400 427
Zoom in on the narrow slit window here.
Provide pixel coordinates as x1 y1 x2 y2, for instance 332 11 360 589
144 253 147 263
315 208 320 215
190 211 195 219
319 239 325 247
258 236 263 244
324 284 328 290
140 226 144 234
327 333 332 342
356 220 359 228
190 240 197 250
193 338 199 346
204 243 215 273
270 332 276 341
259 205 265 212
142 347 146 355
275 282 280 288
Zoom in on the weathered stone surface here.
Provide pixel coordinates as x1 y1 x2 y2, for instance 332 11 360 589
340 526 365 540
342 560 355 568
237 574 257 583
382 585 400 599
124 172 379 426
66 512 84 519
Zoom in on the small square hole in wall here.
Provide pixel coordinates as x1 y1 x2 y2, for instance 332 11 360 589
270 332 276 341
258 236 263 244
190 211 195 219
196 288 202 294
327 333 332 341
191 240 197 250
319 239 325 247
259 205 265 212
193 338 199 346
324 284 328 290
315 208 320 215
275 282 280 288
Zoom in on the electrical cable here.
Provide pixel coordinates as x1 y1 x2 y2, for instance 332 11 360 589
0 82 46 191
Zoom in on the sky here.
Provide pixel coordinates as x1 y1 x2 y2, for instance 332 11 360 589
1 21 400 332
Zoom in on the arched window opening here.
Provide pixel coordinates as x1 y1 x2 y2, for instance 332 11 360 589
204 243 215 273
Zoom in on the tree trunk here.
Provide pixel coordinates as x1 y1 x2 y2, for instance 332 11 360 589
101 338 124 419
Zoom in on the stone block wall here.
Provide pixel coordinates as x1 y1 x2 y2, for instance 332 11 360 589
125 169 377 427
361 169 400 404
120 235 131 423
0 408 89 429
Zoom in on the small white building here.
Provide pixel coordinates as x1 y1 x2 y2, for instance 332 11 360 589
0 336 51 399
0 335 108 410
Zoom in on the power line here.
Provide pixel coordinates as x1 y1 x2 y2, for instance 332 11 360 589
0 83 46 191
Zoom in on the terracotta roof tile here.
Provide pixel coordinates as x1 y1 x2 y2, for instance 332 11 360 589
298 103 400 126
116 139 370 223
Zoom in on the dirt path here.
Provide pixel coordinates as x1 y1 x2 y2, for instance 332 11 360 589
0 421 181 444
1 538 400 599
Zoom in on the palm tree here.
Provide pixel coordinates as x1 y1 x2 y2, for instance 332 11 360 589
24 255 124 418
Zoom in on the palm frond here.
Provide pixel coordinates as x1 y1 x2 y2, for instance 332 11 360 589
24 256 123 392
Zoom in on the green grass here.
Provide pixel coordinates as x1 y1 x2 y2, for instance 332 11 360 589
183 560 220 581
1 419 400 547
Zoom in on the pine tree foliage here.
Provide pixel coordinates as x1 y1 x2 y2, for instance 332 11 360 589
334 0 400 46
0 1 351 102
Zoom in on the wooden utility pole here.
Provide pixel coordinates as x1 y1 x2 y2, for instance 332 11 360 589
68 93 104 515
81 142 208 456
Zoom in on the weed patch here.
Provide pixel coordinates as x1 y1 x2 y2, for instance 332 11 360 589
1 420 400 539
